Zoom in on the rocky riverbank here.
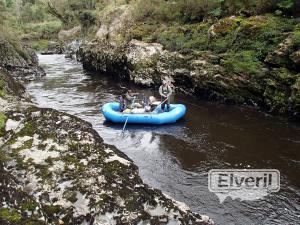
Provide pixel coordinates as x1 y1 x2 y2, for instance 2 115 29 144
78 36 300 120
0 38 45 81
75 9 300 120
0 42 214 224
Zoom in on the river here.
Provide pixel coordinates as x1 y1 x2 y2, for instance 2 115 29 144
25 54 300 225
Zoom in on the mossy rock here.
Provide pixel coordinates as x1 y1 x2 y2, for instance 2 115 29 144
0 113 7 137
0 208 21 223
20 200 38 212
17 122 36 136
221 50 264 77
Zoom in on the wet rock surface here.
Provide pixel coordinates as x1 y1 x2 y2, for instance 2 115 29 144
41 41 63 55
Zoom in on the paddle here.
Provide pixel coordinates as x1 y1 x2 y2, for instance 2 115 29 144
122 116 129 132
152 97 169 113
122 96 136 132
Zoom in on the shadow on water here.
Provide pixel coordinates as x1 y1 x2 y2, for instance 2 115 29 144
26 54 300 225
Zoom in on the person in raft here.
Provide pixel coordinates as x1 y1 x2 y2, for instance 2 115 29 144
159 80 172 112
119 90 143 113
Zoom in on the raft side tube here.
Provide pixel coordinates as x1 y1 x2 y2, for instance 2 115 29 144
101 102 186 125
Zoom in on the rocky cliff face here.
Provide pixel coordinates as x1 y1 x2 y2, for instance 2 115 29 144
75 7 300 120
0 40 214 224
78 37 300 120
0 38 45 81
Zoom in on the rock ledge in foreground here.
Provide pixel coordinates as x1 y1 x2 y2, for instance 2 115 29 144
0 105 214 225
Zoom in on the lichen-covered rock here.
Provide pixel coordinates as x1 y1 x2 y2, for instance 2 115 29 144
65 40 82 60
0 38 45 81
78 41 129 80
0 69 28 100
265 33 300 71
0 106 214 225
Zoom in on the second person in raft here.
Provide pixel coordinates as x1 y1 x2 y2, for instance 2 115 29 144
159 80 173 112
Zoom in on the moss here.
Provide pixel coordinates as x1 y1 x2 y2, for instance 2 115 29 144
0 78 6 98
20 200 38 212
152 23 210 52
212 17 241 35
0 113 7 136
127 24 156 42
31 39 49 51
292 23 300 45
0 208 21 223
129 22 211 52
35 164 52 181
291 77 300 109
20 139 33 150
221 51 264 76
23 219 47 225
105 161 124 175
63 189 77 203
98 193 111 206
44 156 54 165
233 15 295 59
0 149 8 165
63 154 78 164
18 122 36 136
125 193 140 212
42 204 61 217
8 40 30 61
134 57 158 71
15 156 31 170
270 67 298 85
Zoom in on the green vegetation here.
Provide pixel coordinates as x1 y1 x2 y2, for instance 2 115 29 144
0 0 62 50
18 122 36 136
222 51 264 76
1 0 297 50
132 0 297 24
42 204 61 217
31 39 49 51
0 113 7 131
0 112 7 136
0 208 21 223
23 20 62 40
20 200 38 212
0 77 6 98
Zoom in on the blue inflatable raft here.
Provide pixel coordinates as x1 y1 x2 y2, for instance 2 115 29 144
101 102 186 125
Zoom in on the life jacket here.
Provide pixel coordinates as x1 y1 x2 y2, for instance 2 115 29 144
119 96 126 111
162 85 171 95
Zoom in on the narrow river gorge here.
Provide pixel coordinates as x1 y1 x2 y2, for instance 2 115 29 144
26 54 300 225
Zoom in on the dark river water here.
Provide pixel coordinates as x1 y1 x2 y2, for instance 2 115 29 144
26 55 300 225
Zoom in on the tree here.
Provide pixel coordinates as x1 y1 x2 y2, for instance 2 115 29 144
277 0 294 14
5 0 13 7
79 11 95 36
47 0 70 26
